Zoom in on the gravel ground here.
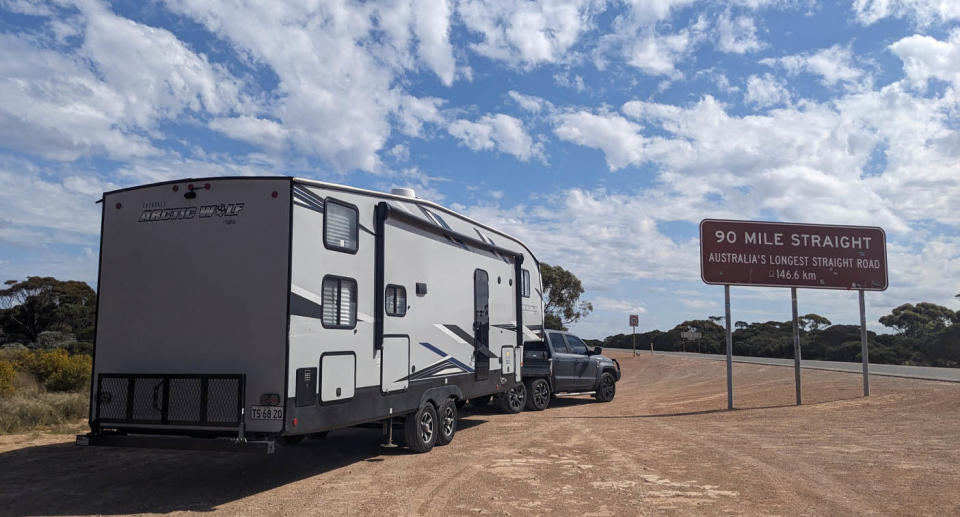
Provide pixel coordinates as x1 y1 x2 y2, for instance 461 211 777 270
1 351 958 516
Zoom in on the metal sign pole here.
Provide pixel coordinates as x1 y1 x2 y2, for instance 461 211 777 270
632 326 636 357
725 284 733 410
791 287 802 405
859 289 870 396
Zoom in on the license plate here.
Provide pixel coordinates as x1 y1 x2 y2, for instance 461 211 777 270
250 405 284 420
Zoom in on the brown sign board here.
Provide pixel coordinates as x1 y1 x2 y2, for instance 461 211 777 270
700 219 888 291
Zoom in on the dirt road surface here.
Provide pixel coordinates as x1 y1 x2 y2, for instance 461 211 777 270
2 352 958 516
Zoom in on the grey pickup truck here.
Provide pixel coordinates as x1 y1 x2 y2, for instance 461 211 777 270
521 330 621 411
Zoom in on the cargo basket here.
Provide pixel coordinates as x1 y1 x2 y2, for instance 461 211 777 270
95 374 244 428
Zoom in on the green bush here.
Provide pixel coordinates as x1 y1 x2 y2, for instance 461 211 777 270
0 360 14 398
15 349 92 392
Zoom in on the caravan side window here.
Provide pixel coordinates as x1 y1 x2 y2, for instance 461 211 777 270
521 269 531 298
385 285 407 317
324 198 359 253
321 276 357 329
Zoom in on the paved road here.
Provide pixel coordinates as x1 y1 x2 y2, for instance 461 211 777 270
638 350 960 383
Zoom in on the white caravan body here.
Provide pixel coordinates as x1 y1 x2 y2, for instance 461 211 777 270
89 177 543 442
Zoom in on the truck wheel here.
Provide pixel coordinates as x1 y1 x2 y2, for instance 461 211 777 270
436 399 458 446
469 395 492 407
594 372 616 402
498 383 526 414
404 403 438 453
525 378 551 411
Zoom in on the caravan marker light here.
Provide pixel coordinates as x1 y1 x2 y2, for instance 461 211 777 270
172 185 179 192
204 183 211 190
271 190 278 198
115 202 121 209
292 418 298 427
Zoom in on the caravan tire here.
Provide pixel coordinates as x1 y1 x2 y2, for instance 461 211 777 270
437 399 458 446
469 395 492 407
404 403 438 453
525 378 551 411
498 383 526 414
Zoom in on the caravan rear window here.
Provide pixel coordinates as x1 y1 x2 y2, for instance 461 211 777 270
321 276 357 329
324 198 359 253
521 269 531 297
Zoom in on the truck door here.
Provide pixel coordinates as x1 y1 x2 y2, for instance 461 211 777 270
473 269 491 381
564 334 597 390
547 332 575 391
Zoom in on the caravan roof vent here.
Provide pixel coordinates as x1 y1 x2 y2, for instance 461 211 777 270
390 187 417 198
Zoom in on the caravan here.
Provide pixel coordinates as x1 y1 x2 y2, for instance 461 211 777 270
79 177 544 453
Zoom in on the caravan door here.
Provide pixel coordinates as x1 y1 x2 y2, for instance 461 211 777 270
381 336 410 393
473 269 491 381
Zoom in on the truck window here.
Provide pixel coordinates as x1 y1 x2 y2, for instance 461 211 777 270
565 335 589 355
547 332 569 353
321 275 357 328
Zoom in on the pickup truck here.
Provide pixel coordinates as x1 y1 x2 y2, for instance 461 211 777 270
521 330 621 411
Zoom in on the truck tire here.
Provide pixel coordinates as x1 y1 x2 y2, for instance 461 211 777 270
498 383 526 414
404 403 438 453
594 372 616 402
524 378 551 411
469 395 492 407
437 399 458 446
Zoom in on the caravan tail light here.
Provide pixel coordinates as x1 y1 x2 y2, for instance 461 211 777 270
172 185 179 192
260 393 281 406
204 183 211 190
271 191 278 198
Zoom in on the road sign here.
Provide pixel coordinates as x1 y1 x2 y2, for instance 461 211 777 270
700 219 887 291
680 328 701 340
629 314 639 327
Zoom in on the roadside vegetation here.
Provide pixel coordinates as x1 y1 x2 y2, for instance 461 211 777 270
0 278 94 434
598 303 960 368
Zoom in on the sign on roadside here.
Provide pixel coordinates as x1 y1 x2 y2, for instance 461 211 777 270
700 219 887 291
629 314 639 327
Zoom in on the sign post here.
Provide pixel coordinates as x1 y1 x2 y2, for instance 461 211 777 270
700 219 888 409
791 287 801 405
629 314 639 356
859 290 870 396
725 285 733 410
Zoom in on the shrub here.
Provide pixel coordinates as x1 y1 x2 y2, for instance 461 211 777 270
0 391 88 434
0 360 14 398
15 349 92 392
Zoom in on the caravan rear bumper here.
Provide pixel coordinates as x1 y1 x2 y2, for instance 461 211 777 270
76 433 276 454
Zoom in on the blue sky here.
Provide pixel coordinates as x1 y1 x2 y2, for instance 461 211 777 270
1 0 958 338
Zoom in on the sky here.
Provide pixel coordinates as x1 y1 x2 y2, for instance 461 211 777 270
1 0 958 339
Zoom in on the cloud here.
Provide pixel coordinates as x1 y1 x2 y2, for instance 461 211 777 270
594 297 648 314
508 91 552 113
447 113 544 162
553 110 646 170
744 73 790 107
889 30 960 88
715 12 763 54
457 0 598 68
852 0 960 26
761 44 867 87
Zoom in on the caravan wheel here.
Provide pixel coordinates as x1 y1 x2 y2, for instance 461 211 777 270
404 403 438 453
436 399 458 446
498 383 526 414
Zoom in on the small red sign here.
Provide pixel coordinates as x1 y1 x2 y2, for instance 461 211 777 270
700 219 887 290
629 314 639 327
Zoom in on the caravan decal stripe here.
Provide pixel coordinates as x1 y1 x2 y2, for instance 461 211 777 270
420 342 475 374
290 292 324 319
443 325 476 346
293 200 324 214
293 185 326 207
